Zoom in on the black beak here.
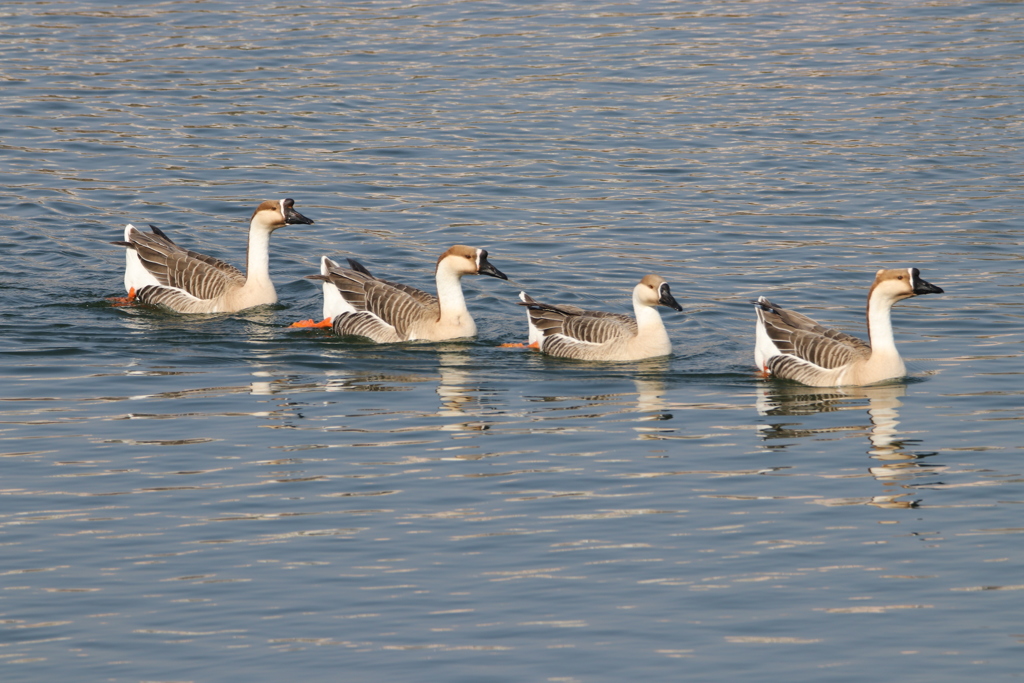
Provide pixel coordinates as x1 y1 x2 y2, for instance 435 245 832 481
283 198 314 226
659 284 683 311
477 252 508 280
913 277 943 295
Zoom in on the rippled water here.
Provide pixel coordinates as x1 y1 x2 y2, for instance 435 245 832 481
2 1 1023 681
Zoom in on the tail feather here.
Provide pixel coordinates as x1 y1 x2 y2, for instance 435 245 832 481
148 224 175 243
346 257 374 277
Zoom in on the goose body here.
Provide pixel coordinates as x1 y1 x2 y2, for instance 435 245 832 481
753 268 943 387
519 274 683 361
306 246 507 342
113 199 314 313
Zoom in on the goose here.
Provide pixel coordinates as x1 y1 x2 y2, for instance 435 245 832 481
753 267 944 387
511 274 683 361
112 198 314 313
290 245 508 342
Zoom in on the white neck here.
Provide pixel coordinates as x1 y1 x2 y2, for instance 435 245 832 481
866 291 899 359
244 224 274 292
632 294 669 343
435 265 469 323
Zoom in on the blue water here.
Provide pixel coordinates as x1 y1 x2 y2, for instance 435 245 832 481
1 1 1023 681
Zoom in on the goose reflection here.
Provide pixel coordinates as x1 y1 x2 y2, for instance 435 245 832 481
756 382 940 509
618 357 673 423
627 377 680 442
436 352 491 433
634 378 669 416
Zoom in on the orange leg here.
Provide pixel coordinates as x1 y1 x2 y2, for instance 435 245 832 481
107 287 137 307
498 341 540 349
289 317 334 329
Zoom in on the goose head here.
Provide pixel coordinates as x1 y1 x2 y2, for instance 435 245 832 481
870 268 944 304
250 198 315 232
635 274 683 311
436 245 508 280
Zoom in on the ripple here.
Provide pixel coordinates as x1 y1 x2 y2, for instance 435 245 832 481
1 1 1023 681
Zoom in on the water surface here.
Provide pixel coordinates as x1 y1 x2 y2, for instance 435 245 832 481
1 1 1023 681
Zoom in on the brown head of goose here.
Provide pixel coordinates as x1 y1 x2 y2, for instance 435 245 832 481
753 267 944 387
292 245 508 342
113 198 314 313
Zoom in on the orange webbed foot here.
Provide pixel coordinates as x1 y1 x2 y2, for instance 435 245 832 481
499 341 540 349
289 317 333 329
107 287 137 307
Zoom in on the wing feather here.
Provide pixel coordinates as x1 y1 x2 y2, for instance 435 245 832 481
756 298 871 373
519 295 636 358
319 260 438 341
345 257 436 306
361 279 437 339
128 226 245 301
135 285 209 313
520 298 634 342
332 311 403 343
562 310 636 343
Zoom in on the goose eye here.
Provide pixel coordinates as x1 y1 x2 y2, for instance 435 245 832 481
897 275 903 280
466 255 473 260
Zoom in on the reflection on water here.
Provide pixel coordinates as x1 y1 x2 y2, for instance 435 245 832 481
633 377 669 418
756 382 941 509
436 351 485 422
437 354 673 439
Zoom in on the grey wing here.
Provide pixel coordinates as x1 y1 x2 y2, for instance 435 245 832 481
373 278 436 307
521 298 570 339
130 226 245 300
539 311 635 359
321 268 406 342
135 284 210 313
520 297 581 339
317 265 438 340
764 355 841 386
521 297 635 359
332 311 404 343
756 298 871 370
361 279 438 339
561 310 636 344
344 257 436 307
317 266 374 312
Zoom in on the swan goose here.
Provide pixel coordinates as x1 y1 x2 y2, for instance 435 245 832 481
753 267 944 387
514 274 683 361
112 199 314 313
292 245 508 342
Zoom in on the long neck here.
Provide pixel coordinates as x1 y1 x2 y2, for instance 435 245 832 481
865 291 898 358
633 296 668 341
435 266 469 322
245 225 273 287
